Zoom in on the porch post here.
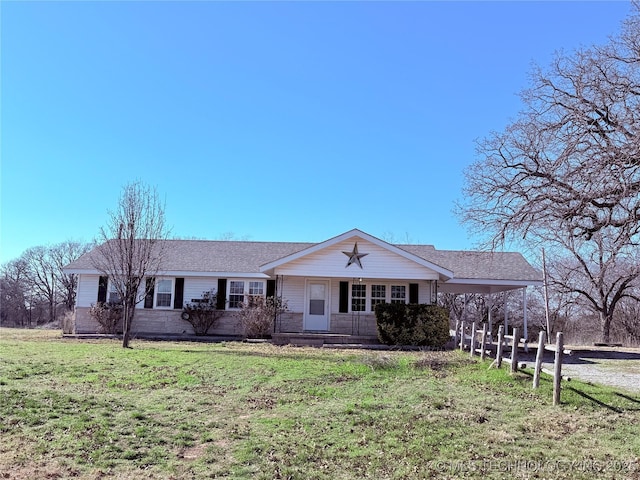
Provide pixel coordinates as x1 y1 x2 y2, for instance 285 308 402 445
487 293 493 341
463 294 468 323
504 291 509 335
522 287 528 341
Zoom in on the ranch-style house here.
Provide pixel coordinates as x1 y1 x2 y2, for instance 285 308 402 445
64 229 542 342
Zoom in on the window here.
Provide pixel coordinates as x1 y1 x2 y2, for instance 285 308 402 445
344 282 408 313
229 281 245 309
351 284 366 312
391 285 406 304
227 280 266 309
156 279 173 308
108 280 121 304
371 284 386 310
249 281 264 295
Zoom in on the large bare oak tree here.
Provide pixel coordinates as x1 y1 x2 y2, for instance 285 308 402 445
92 182 169 348
457 4 640 342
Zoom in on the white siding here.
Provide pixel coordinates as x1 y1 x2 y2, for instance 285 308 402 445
419 280 435 305
280 276 305 312
273 238 439 280
76 274 100 307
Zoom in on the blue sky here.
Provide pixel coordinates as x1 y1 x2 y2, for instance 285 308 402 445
0 1 632 264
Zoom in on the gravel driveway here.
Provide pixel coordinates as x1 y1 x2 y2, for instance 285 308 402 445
522 346 640 393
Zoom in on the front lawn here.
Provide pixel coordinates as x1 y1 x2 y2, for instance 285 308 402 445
0 328 638 479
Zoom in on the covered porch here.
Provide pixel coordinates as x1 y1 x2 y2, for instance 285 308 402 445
259 229 542 346
439 280 537 342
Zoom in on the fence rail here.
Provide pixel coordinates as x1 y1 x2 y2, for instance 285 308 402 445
455 321 569 405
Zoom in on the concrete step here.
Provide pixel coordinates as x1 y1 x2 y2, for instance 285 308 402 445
271 332 380 347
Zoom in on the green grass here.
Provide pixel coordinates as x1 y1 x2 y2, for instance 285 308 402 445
1 328 639 479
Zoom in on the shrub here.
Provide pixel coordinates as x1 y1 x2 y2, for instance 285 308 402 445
237 296 288 339
182 290 224 335
88 302 123 334
375 303 450 348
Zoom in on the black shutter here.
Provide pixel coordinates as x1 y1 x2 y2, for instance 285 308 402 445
409 283 419 304
174 278 184 309
98 276 108 303
266 279 276 298
339 281 349 313
144 278 155 308
217 278 227 310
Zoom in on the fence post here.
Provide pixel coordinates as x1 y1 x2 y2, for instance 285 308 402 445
510 327 519 373
553 332 564 406
470 322 477 358
480 323 488 361
496 325 504 368
533 330 546 389
459 321 465 351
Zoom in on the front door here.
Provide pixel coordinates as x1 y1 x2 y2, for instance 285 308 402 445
304 281 329 331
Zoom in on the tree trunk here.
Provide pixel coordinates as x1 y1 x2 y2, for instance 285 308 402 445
600 311 612 344
49 297 56 324
122 303 135 348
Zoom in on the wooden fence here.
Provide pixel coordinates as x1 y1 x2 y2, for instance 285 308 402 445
455 321 570 405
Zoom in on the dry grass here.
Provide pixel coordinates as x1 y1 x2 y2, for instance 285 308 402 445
1 328 639 479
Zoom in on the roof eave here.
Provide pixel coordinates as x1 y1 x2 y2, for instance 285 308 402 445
443 278 543 287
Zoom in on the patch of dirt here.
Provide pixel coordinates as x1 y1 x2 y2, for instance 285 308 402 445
0 462 79 479
178 444 207 460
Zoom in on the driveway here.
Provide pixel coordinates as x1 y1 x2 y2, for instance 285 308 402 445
523 346 640 393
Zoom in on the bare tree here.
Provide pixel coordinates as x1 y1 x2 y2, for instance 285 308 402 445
457 5 640 342
458 4 640 247
617 292 640 344
438 293 465 325
0 259 30 326
92 182 169 348
546 231 640 343
50 240 94 311
1 241 92 328
23 246 58 324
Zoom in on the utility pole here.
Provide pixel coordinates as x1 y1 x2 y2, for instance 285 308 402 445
542 248 551 343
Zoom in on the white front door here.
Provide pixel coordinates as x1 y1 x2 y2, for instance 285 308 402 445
304 280 330 331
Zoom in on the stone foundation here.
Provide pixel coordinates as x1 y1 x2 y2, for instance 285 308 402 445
73 308 379 337
73 307 240 336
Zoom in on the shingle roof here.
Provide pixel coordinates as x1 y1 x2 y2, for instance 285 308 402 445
66 240 314 273
65 237 541 282
399 245 541 282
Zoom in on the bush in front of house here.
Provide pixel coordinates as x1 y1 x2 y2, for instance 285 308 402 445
88 302 123 334
237 296 288 339
375 303 450 348
182 290 224 335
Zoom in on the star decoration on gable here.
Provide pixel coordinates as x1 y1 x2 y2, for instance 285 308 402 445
342 242 368 269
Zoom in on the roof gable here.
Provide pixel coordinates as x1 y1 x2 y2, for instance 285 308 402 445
259 229 454 279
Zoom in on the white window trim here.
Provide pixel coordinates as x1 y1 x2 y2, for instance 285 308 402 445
370 284 387 311
390 284 408 305
351 283 367 312
227 279 266 310
154 278 174 309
